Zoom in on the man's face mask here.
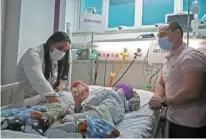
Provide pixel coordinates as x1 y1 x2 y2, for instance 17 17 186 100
158 37 174 51
158 30 179 51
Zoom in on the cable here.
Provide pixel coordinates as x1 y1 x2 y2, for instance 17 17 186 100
103 56 108 86
89 34 94 85
152 64 161 87
143 49 149 80
149 65 162 85
112 55 126 82
87 63 95 85
108 52 127 87
93 59 99 85
153 66 159 87
108 57 116 87
112 54 137 87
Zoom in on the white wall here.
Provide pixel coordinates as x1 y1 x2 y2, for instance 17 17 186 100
1 0 67 85
65 0 79 33
1 0 5 44
0 0 3 85
18 0 55 62
2 0 22 85
59 0 66 31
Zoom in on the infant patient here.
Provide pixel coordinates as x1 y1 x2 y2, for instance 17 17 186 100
45 80 140 136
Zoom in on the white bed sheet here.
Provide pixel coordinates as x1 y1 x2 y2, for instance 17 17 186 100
117 89 158 138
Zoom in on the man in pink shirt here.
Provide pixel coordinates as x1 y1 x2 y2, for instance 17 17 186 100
149 22 206 138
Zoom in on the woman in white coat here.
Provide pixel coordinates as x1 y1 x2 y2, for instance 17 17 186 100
16 31 71 103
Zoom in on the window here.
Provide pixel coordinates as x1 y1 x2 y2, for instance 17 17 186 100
77 0 196 31
142 0 174 25
183 0 206 19
80 0 103 15
108 0 135 28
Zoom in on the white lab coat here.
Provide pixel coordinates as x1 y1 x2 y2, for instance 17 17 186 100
15 44 58 100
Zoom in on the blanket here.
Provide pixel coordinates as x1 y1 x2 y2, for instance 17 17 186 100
78 115 120 138
81 88 126 125
1 105 47 125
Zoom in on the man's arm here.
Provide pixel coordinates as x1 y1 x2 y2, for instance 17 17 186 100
154 74 166 97
166 71 205 105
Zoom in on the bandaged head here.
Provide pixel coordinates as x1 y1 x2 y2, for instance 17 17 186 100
71 80 90 97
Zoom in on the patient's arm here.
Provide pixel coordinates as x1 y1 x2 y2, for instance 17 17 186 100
82 89 109 108
154 74 166 97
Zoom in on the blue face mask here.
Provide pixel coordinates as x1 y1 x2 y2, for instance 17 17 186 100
158 37 174 51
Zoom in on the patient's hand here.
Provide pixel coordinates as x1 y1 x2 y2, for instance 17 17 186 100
62 114 75 123
45 96 61 103
72 88 87 105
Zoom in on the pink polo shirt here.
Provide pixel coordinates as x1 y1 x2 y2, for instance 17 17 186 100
163 42 206 128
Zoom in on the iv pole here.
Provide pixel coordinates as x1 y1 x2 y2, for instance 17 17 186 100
186 0 191 45
89 33 94 85
66 22 72 88
87 5 98 85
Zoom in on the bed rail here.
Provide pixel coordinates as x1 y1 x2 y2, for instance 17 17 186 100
1 82 25 110
152 107 169 138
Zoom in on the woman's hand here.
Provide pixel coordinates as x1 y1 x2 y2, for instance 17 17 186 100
55 83 63 92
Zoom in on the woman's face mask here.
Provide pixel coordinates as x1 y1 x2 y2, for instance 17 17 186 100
49 41 71 61
50 48 65 61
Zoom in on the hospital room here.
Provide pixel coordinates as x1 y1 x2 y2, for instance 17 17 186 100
1 0 206 138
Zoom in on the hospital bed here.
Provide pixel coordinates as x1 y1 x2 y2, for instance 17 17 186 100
1 82 168 138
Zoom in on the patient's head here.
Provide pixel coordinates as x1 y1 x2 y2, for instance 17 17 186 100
114 83 134 100
71 80 90 101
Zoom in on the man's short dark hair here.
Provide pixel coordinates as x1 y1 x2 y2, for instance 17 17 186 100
168 22 183 37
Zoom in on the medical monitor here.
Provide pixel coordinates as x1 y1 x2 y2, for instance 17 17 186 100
166 12 194 32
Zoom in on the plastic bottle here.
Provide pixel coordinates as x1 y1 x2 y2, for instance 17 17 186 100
192 0 200 15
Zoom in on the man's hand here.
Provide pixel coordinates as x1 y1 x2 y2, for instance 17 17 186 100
149 96 162 109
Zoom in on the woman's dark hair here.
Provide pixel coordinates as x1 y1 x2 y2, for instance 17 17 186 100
43 31 71 90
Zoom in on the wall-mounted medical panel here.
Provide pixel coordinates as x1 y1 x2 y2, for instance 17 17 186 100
85 40 154 62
